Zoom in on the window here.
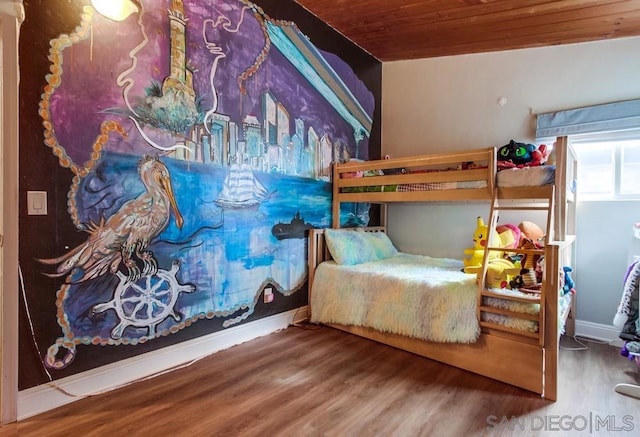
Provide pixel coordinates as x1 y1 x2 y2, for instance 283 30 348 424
572 133 640 200
621 143 640 194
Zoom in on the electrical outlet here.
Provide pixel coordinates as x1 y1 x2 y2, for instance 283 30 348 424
264 287 274 303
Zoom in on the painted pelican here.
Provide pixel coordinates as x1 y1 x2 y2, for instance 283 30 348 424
40 156 184 282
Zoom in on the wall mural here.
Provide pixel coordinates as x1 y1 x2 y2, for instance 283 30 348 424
36 0 374 369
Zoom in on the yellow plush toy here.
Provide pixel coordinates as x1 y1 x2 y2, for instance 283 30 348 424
464 258 522 289
463 217 501 267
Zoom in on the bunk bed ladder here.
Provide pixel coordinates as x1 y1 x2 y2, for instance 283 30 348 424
477 186 555 345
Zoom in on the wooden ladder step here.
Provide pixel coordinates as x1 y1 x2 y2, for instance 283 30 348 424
481 289 541 304
493 205 550 211
485 246 545 255
479 321 540 339
479 306 540 321
480 326 542 345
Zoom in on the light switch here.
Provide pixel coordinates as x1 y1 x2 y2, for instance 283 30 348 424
27 191 47 215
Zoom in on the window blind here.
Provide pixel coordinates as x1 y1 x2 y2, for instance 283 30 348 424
536 99 640 139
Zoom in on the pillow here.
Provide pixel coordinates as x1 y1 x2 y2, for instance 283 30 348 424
362 230 398 260
324 229 398 265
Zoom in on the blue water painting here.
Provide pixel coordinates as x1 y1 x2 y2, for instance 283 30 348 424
60 152 332 338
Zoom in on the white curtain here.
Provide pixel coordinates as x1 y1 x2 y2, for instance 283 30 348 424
0 0 24 22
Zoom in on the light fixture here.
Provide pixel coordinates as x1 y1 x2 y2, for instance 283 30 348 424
91 0 141 22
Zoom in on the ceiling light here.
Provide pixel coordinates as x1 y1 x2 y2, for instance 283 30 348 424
91 0 140 22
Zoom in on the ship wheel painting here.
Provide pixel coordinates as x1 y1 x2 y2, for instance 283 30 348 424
33 0 374 371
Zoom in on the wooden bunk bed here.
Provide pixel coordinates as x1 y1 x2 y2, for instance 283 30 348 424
307 140 577 401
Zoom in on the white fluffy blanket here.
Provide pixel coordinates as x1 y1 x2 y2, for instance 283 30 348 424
310 254 481 343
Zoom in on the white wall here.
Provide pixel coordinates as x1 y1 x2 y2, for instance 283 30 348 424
383 37 640 156
382 36 640 328
576 201 640 325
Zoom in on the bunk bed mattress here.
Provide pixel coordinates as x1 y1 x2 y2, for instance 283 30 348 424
310 253 481 343
496 165 556 187
310 252 569 340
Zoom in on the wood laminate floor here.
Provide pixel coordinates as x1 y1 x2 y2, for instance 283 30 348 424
1 325 639 436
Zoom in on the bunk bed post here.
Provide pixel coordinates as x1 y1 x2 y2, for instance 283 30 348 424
554 136 569 241
308 229 319 320
479 147 498 289
488 147 497 195
308 229 331 320
567 143 578 338
332 162 340 228
380 204 387 227
567 143 578 237
546 186 555 242
544 242 561 401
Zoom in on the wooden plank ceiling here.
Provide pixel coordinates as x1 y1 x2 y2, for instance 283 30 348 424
294 0 640 61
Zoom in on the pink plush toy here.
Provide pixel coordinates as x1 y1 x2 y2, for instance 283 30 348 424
496 223 521 250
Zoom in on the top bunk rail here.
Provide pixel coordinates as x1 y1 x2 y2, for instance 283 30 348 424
335 148 496 174
332 147 496 206
331 137 576 240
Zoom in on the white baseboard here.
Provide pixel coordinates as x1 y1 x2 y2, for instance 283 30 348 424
574 319 624 347
18 306 309 421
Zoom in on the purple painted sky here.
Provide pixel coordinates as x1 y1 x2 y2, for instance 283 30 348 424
49 0 374 167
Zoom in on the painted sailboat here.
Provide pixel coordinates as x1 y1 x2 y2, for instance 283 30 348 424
216 163 269 209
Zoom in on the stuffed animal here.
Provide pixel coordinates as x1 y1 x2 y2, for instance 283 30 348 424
465 258 521 289
496 223 521 249
535 255 545 283
563 266 576 295
621 341 640 359
509 237 544 292
530 144 549 166
518 238 541 287
518 221 545 247
463 217 502 267
509 274 525 290
497 140 549 169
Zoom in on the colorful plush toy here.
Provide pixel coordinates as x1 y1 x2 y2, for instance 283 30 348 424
464 258 521 289
509 274 525 290
463 217 501 267
518 221 545 247
518 238 541 287
621 341 640 359
496 223 521 252
563 266 576 295
497 140 549 169
535 255 545 283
